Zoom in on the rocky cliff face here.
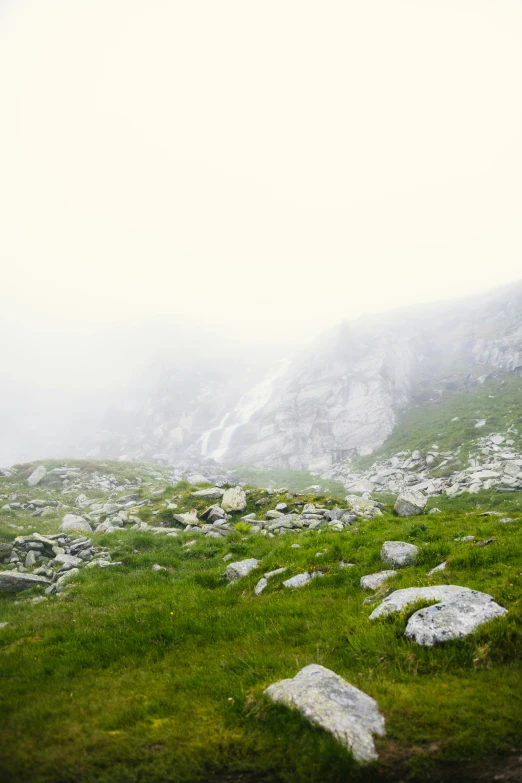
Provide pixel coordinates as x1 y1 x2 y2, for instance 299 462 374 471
83 282 522 469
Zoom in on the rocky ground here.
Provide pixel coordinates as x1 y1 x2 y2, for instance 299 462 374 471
0 459 521 782
322 430 522 499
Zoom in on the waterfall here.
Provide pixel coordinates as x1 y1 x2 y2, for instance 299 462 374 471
200 358 291 462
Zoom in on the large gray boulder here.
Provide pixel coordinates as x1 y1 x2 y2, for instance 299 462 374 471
264 664 385 763
0 571 51 593
221 486 247 513
394 489 427 517
369 585 507 646
225 558 260 583
27 465 46 487
380 541 418 568
59 514 93 534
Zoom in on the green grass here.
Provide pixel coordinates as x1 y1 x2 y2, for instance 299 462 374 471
354 374 522 470
1 464 522 782
228 465 347 498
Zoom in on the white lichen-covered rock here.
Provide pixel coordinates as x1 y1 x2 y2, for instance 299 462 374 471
221 486 247 513
0 571 51 593
27 465 46 487
225 558 259 582
394 490 427 517
360 570 397 591
380 541 418 568
59 514 93 534
369 585 507 646
264 664 385 763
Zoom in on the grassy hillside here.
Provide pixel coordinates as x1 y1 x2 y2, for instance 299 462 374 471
354 374 522 470
0 462 521 782
230 464 347 498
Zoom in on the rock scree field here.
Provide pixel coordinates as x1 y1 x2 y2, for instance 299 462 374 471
0 459 521 782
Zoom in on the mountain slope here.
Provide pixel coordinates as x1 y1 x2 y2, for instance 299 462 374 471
72 282 522 471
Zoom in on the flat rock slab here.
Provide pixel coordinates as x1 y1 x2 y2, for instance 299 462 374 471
191 488 225 499
380 541 419 568
265 664 385 763
394 490 427 517
369 585 507 646
360 571 397 591
225 558 260 582
0 572 51 593
283 571 323 588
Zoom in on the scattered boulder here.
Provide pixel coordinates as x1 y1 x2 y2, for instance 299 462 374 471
173 511 200 526
345 496 382 519
221 486 247 513
394 490 427 517
380 541 419 568
75 494 90 509
360 571 398 591
255 577 268 595
0 571 51 593
27 465 46 487
283 571 323 588
191 488 224 499
225 558 260 583
264 664 385 763
427 561 447 576
59 515 93 534
369 585 507 646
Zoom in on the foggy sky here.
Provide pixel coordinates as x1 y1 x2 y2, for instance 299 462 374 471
1 0 522 463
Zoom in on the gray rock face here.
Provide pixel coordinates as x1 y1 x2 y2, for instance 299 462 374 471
360 571 397 591
225 558 260 582
394 490 427 517
0 571 51 593
221 486 247 513
380 541 419 568
369 585 507 646
264 664 386 762
59 514 93 534
27 465 46 487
